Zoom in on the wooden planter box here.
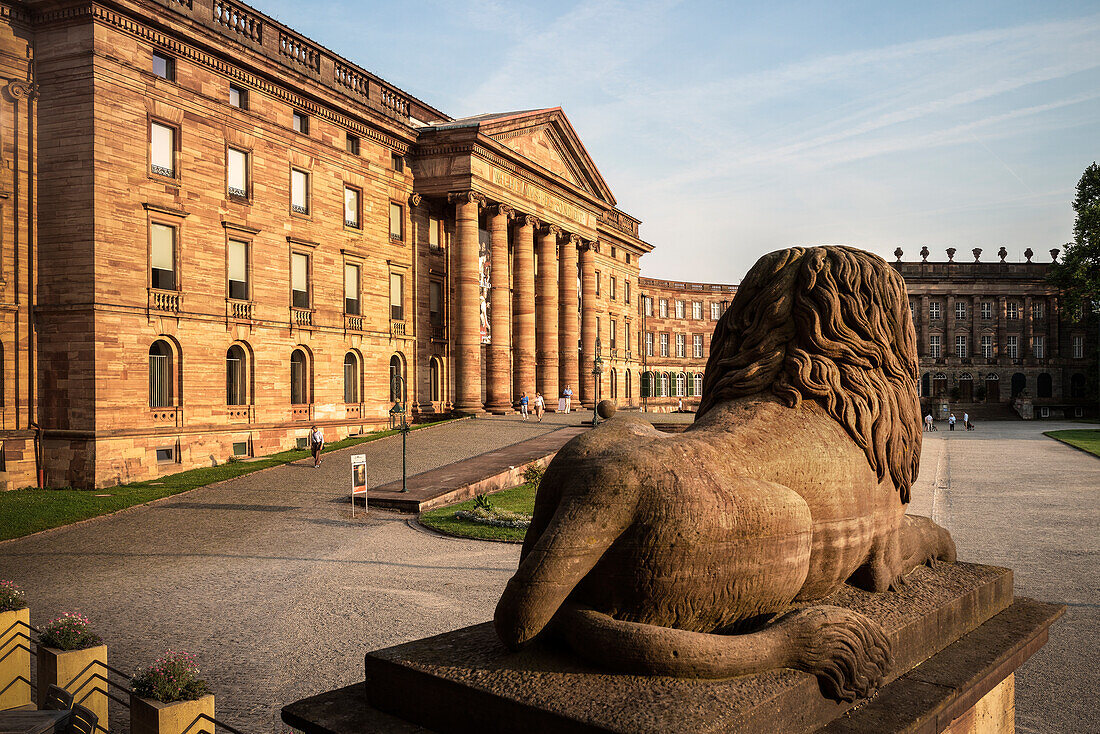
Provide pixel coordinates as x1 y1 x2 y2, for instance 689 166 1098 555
37 645 107 729
0 608 31 710
130 693 213 734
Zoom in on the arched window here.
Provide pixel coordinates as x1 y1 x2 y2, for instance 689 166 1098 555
640 371 652 398
693 373 703 396
390 354 406 403
290 349 309 405
958 372 973 402
660 373 669 398
149 340 173 407
1070 373 1086 399
625 370 632 399
344 352 360 403
932 372 947 397
1037 373 1052 399
226 344 247 405
430 357 443 402
676 373 686 397
609 369 617 399
1010 373 1026 398
985 373 1000 402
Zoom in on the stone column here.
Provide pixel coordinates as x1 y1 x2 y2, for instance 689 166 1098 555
536 225 561 407
512 216 537 403
450 192 484 413
919 295 930 358
486 204 513 413
997 295 1007 360
579 242 597 407
972 295 981 362
1024 296 1034 365
559 234 580 401
1049 297 1059 358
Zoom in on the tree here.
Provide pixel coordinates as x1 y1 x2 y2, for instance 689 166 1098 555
1050 162 1100 312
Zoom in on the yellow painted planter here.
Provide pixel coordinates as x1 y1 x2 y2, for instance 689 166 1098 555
130 693 213 734
37 645 107 730
0 607 31 710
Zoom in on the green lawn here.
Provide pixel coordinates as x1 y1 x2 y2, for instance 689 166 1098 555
0 418 459 542
1044 429 1100 459
418 483 539 542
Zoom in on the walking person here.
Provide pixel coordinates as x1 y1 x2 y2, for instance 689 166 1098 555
562 385 573 414
534 392 545 422
963 411 971 431
519 392 529 420
925 413 933 432
948 413 956 431
310 424 324 468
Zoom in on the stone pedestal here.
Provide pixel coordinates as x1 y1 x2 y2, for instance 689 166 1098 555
130 693 214 734
0 608 31 710
283 563 1062 734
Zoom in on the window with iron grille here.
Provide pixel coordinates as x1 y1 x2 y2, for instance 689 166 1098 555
227 147 248 198
150 122 175 178
291 169 310 214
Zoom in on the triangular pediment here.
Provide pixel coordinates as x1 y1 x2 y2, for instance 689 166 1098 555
475 109 616 205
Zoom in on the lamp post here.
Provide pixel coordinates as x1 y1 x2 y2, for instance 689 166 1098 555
591 336 603 426
390 374 409 492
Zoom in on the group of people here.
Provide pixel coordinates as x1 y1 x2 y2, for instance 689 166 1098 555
923 413 975 432
518 385 574 422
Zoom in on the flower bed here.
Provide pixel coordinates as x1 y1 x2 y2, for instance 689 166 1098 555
39 613 101 651
454 507 532 529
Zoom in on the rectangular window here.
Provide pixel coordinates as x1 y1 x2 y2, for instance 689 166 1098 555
981 335 993 358
429 281 443 326
1033 336 1045 359
229 84 247 109
625 281 631 304
610 277 617 300
955 334 968 358
1032 302 1045 319
346 133 360 155
1006 336 1018 359
659 299 668 318
660 333 669 357
291 169 309 214
390 272 404 320
292 111 309 134
645 332 654 357
929 335 941 358
1074 336 1084 359
711 302 721 320
344 264 360 314
151 223 176 290
981 301 992 319
955 302 967 320
610 320 617 349
644 297 652 317
232 441 248 457
676 334 685 358
227 147 248 198
929 302 941 320
693 334 703 358
389 203 403 240
344 186 361 228
291 252 309 308
228 239 248 300
595 271 601 297
610 246 617 259
156 447 175 463
625 323 631 354
429 216 442 251
692 302 702 320
150 122 175 178
1007 302 1020 320
675 300 685 319
152 53 174 80
391 153 404 172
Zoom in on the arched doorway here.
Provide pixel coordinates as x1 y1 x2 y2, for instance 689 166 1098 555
609 368 618 400
1037 373 1052 398
149 340 174 408
958 372 973 402
290 348 310 405
625 370 632 400
920 373 929 397
226 344 248 405
1011 373 1026 398
1070 373 1086 399
932 372 947 397
985 373 1000 402
429 357 443 403
343 352 361 404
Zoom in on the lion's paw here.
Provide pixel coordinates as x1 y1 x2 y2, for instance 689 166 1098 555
782 606 893 702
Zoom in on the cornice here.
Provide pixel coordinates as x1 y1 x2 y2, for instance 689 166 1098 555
143 202 190 217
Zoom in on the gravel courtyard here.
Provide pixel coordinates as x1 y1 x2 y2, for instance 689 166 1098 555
1 415 1095 732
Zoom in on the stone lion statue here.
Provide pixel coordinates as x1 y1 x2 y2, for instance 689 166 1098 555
494 246 956 701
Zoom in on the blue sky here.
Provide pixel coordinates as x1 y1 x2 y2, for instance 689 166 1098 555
250 0 1100 283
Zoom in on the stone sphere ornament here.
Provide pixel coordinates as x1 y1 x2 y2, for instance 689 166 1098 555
596 400 616 420
495 246 956 703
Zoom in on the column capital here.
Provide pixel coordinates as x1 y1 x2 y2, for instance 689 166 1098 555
490 203 515 220
408 193 423 208
448 191 486 207
540 223 564 238
519 214 540 229
568 233 582 248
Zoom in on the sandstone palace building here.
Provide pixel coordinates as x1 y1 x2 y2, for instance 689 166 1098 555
0 0 657 488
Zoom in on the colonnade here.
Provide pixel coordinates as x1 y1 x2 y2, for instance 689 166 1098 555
448 192 596 414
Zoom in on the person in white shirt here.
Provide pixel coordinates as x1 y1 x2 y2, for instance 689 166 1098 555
534 392 545 422
562 385 573 413
310 425 324 468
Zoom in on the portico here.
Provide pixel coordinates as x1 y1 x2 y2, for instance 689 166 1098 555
413 108 651 414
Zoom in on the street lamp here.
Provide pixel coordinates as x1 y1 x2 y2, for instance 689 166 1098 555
591 336 603 426
389 374 410 492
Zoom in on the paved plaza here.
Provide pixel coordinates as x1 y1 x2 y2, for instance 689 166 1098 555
1 415 1095 732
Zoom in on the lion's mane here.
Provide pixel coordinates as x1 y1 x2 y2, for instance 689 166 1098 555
697 246 922 503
